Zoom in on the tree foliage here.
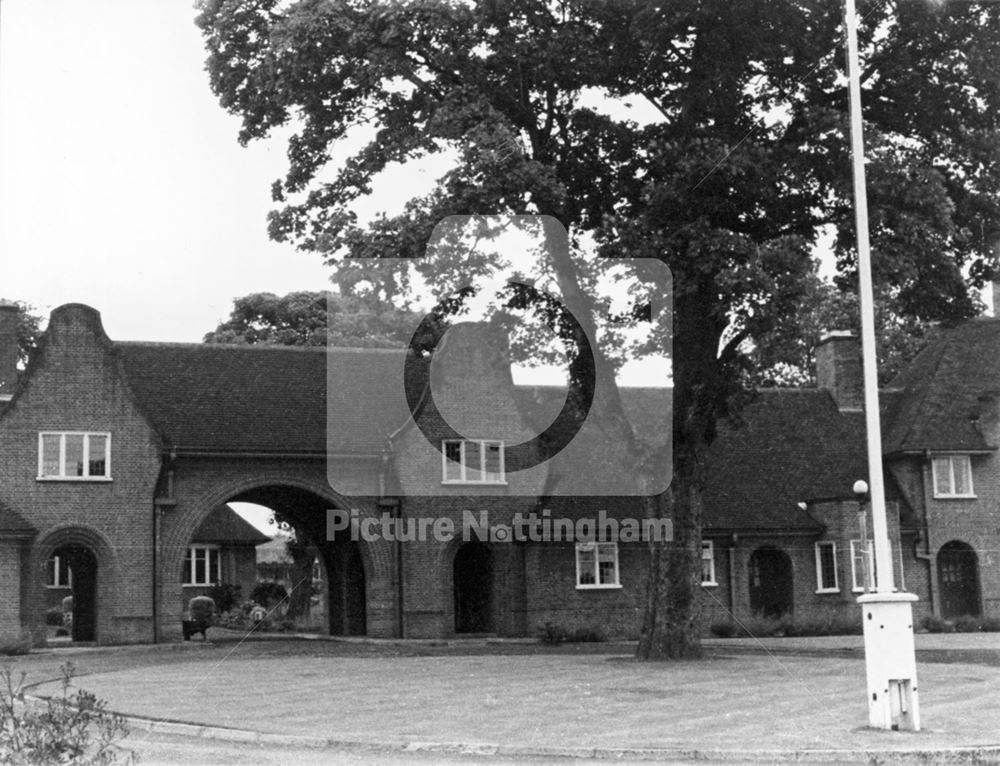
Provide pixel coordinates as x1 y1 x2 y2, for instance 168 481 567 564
203 289 423 347
197 0 1000 658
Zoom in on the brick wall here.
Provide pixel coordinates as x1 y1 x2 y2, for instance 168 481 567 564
0 305 162 644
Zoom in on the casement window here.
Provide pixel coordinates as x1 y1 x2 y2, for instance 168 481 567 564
183 546 221 587
850 539 876 593
442 439 505 484
46 555 72 589
931 455 974 498
814 542 839 593
701 540 717 586
38 432 110 480
575 542 620 589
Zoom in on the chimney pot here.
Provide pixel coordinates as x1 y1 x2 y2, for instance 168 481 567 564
0 300 20 399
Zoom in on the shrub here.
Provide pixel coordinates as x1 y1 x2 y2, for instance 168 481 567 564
45 609 64 628
187 596 215 623
538 623 604 644
569 627 605 643
980 616 1000 632
710 621 738 638
0 661 135 764
953 614 983 633
251 581 289 608
921 615 955 633
539 622 567 645
0 636 32 657
205 582 241 614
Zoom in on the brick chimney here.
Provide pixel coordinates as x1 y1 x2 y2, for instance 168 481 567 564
0 299 19 399
816 331 863 411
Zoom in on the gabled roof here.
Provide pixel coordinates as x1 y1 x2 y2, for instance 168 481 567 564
0 500 36 538
883 319 1000 454
115 342 411 455
191 505 270 545
702 389 869 532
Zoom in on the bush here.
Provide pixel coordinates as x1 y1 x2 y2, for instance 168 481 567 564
538 623 604 644
187 596 215 623
953 614 982 633
0 636 32 657
205 582 241 614
710 621 738 638
250 581 289 608
0 661 135 764
45 609 64 628
708 614 862 639
921 615 955 633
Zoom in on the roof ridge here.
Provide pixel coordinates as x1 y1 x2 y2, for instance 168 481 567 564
115 341 405 354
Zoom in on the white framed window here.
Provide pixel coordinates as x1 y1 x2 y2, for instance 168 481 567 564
814 542 839 593
931 455 974 498
701 540 717 586
46 555 72 589
441 439 506 484
575 542 620 589
183 545 221 587
38 432 111 480
850 539 875 593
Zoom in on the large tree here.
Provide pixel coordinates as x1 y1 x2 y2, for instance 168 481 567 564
197 0 1000 658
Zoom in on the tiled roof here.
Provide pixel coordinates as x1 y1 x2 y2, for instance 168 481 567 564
116 342 411 454
0 500 35 537
191 505 271 545
884 319 1000 453
702 389 869 532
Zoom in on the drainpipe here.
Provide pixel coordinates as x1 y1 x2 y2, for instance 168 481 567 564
914 450 936 614
728 533 738 616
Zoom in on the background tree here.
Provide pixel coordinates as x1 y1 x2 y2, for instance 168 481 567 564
197 0 1000 658
204 290 422 347
10 301 42 369
750 274 943 387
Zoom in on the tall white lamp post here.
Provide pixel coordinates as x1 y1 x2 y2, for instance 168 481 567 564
844 0 920 731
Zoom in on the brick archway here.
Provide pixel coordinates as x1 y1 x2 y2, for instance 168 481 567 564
158 469 395 639
30 525 119 644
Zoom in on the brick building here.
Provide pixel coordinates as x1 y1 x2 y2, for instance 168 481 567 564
0 301 993 644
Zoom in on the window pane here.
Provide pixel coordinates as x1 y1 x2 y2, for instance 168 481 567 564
65 434 85 477
702 541 714 582
88 434 108 477
597 544 617 585
194 549 206 585
577 545 596 585
184 549 193 584
443 441 463 481
817 544 837 590
41 434 61 476
47 557 57 587
953 456 971 495
933 458 952 494
484 442 503 481
465 441 482 482
209 548 221 583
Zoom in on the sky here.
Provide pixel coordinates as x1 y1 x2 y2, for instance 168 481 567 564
0 0 357 342
0 1 664 532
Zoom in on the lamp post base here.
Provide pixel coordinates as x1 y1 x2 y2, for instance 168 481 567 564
858 592 920 731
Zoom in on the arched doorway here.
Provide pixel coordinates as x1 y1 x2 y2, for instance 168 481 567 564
327 539 367 636
454 541 493 633
53 545 98 642
938 541 980 618
749 546 793 618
